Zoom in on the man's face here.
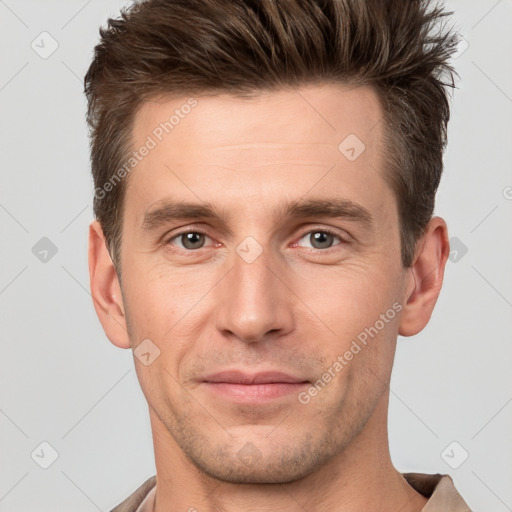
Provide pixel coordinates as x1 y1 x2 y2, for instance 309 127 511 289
119 84 409 483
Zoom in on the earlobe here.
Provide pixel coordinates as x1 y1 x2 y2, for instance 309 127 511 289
398 217 450 337
88 220 131 349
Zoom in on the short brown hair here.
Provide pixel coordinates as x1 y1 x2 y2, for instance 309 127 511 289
84 0 458 273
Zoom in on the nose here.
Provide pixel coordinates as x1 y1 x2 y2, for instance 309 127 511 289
214 241 295 344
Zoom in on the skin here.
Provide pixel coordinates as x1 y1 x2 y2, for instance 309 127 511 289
89 83 450 511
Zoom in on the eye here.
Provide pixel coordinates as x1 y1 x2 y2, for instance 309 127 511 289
164 227 347 253
295 229 345 251
166 230 212 250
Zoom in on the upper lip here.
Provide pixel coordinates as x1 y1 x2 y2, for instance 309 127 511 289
202 370 309 385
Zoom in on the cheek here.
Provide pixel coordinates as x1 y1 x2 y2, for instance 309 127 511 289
291 261 402 343
122 266 217 383
123 259 204 332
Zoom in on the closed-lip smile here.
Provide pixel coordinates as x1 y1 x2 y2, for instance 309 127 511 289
200 370 310 402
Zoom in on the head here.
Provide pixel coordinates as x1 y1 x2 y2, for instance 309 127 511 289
87 0 455 484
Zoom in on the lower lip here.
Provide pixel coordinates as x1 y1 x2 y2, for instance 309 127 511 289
202 382 309 402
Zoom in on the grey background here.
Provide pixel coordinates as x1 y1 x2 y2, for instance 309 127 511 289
0 0 511 510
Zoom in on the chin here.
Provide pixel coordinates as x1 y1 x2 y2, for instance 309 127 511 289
181 432 336 484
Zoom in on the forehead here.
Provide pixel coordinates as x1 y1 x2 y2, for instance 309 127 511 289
125 84 391 224
132 83 383 163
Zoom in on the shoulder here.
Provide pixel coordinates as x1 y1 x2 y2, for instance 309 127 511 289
402 472 472 511
110 475 157 512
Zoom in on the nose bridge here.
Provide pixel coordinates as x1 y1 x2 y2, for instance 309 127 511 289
214 238 293 342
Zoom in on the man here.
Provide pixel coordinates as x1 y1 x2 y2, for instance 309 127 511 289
85 0 472 510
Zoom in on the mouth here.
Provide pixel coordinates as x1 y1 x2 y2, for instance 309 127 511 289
200 370 310 402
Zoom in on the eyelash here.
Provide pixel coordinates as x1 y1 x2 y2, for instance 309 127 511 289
163 227 348 253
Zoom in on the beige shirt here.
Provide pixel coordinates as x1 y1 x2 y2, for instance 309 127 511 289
110 472 472 511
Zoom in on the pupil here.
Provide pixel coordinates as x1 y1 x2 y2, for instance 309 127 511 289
312 232 331 249
183 232 203 249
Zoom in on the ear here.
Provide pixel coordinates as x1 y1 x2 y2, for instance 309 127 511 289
88 220 131 349
398 216 450 337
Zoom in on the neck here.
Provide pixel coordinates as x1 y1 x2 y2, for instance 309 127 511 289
150 394 428 512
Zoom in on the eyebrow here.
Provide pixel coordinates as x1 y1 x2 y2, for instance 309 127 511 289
141 197 374 234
